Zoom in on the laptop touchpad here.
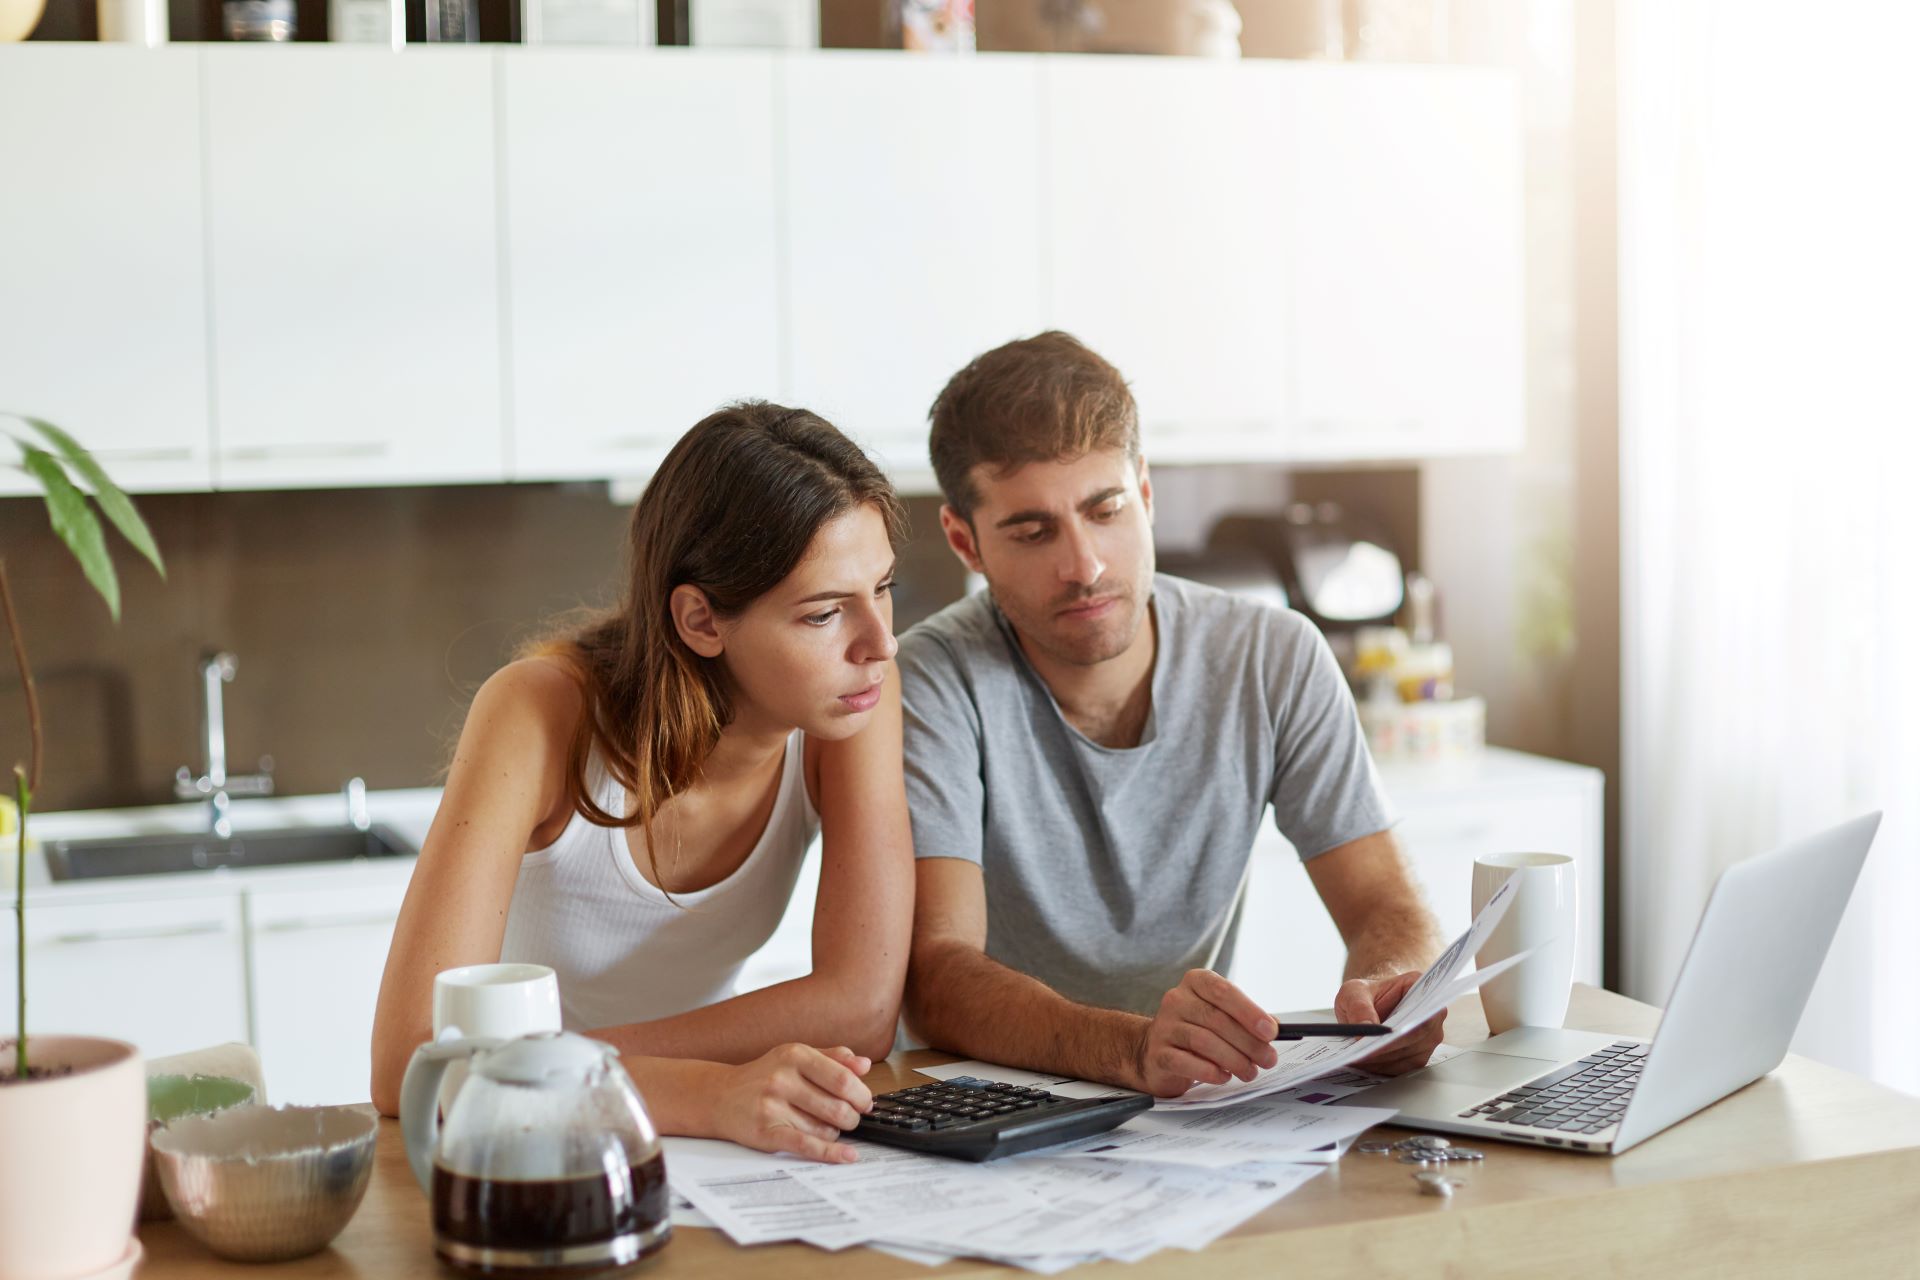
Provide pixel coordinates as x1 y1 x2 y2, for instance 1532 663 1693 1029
1420 1050 1558 1090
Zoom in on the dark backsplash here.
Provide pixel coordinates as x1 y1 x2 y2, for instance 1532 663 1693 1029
3 463 1408 813
0 483 963 813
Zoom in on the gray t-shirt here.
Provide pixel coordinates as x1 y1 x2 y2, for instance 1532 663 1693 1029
899 573 1393 1015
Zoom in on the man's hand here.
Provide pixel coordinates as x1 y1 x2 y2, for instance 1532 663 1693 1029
1134 970 1280 1097
1335 971 1445 1075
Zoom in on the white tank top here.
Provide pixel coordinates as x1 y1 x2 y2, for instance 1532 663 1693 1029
498 730 819 1032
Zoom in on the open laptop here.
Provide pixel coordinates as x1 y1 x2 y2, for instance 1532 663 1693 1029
1336 812 1882 1155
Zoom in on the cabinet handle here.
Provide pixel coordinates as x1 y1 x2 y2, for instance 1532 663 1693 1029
89 447 196 463
46 921 229 945
258 912 398 933
222 443 390 461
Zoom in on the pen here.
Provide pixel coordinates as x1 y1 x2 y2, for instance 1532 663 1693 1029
1271 1022 1390 1041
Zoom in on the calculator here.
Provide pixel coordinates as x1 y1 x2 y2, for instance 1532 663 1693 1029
853 1075 1154 1162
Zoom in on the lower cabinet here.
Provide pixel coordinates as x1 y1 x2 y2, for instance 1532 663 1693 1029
3 877 404 1106
0 893 249 1062
248 881 407 1106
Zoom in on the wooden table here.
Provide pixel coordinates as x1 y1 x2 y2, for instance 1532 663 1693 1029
137 986 1920 1277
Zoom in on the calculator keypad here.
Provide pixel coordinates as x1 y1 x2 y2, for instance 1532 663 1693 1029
862 1079 1060 1133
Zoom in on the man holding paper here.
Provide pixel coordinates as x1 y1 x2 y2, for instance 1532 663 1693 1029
899 332 1448 1098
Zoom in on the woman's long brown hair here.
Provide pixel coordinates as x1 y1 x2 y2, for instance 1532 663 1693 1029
525 403 906 890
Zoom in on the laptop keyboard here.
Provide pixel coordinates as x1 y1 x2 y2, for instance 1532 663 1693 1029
1457 1040 1648 1135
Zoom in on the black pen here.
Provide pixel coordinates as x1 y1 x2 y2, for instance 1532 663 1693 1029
1271 1022 1390 1041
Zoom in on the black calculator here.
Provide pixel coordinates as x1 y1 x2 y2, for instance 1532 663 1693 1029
853 1075 1153 1162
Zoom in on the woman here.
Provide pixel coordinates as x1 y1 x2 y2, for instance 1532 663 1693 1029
371 403 913 1165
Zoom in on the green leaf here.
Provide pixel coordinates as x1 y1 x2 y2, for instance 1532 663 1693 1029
21 447 120 622
20 417 165 580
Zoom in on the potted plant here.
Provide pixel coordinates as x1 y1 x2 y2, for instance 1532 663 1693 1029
1 414 166 1280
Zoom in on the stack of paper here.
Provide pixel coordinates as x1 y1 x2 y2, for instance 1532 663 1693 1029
666 883 1521 1270
667 1135 1340 1272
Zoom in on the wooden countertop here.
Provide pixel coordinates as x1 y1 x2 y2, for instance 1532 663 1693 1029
136 986 1920 1278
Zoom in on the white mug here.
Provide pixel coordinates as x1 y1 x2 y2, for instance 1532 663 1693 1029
431 963 562 1112
1471 853 1576 1035
432 962 562 1041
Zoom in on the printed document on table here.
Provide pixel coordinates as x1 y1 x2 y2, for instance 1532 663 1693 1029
1163 880 1530 1109
1049 1096 1396 1168
787 1142 1050 1241
875 1155 1324 1266
663 1137 867 1247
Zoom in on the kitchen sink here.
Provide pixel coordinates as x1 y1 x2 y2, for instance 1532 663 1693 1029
44 824 416 882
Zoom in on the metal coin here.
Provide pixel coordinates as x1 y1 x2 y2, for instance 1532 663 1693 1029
1398 1152 1443 1165
1444 1148 1485 1161
1357 1141 1394 1155
1413 1170 1463 1197
1399 1135 1450 1151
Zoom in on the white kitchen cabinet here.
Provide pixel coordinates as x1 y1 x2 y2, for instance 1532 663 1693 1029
0 892 249 1062
1043 56 1295 463
1234 748 1602 1013
248 880 406 1106
202 46 505 490
782 52 1045 475
0 47 213 494
1286 66 1523 460
502 50 782 482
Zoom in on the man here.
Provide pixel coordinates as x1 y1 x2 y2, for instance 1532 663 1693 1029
898 331 1446 1098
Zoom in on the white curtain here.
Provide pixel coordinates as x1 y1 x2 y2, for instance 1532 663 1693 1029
1620 1 1920 1093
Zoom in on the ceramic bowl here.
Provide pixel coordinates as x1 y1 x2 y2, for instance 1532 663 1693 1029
140 1074 257 1221
149 1104 377 1262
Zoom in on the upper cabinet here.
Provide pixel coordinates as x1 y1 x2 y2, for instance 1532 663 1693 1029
502 50 782 482
0 47 212 494
202 47 505 490
1286 67 1523 459
0 50 1524 494
781 52 1045 476
1044 57 1296 462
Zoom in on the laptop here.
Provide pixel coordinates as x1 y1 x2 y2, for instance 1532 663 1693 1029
1336 812 1882 1155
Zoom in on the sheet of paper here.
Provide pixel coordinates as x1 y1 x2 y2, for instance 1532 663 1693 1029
1162 885 1530 1109
788 1143 1050 1240
1050 1096 1395 1168
663 1137 867 1247
875 1155 1321 1267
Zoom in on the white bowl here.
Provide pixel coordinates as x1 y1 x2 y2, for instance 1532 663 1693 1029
150 1104 377 1263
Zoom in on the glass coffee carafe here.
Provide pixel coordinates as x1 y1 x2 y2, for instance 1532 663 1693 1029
401 1030 670 1276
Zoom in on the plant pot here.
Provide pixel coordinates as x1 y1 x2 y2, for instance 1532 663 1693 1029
0 1037 145 1280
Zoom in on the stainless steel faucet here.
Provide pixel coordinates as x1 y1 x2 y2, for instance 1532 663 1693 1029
175 650 274 838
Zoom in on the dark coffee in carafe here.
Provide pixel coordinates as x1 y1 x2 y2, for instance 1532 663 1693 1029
431 1152 671 1276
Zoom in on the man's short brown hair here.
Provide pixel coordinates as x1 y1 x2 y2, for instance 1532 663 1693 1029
928 331 1141 519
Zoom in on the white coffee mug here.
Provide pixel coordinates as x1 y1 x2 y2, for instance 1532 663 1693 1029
431 963 562 1112
432 962 562 1041
1471 853 1576 1035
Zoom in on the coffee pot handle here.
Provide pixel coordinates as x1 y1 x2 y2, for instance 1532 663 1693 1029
399 1028 486 1195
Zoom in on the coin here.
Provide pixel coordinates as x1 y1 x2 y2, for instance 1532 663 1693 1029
1398 1152 1443 1165
1444 1148 1486 1161
1357 1140 1394 1155
1412 1170 1464 1197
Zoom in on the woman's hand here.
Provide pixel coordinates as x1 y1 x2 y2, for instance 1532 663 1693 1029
708 1044 875 1163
